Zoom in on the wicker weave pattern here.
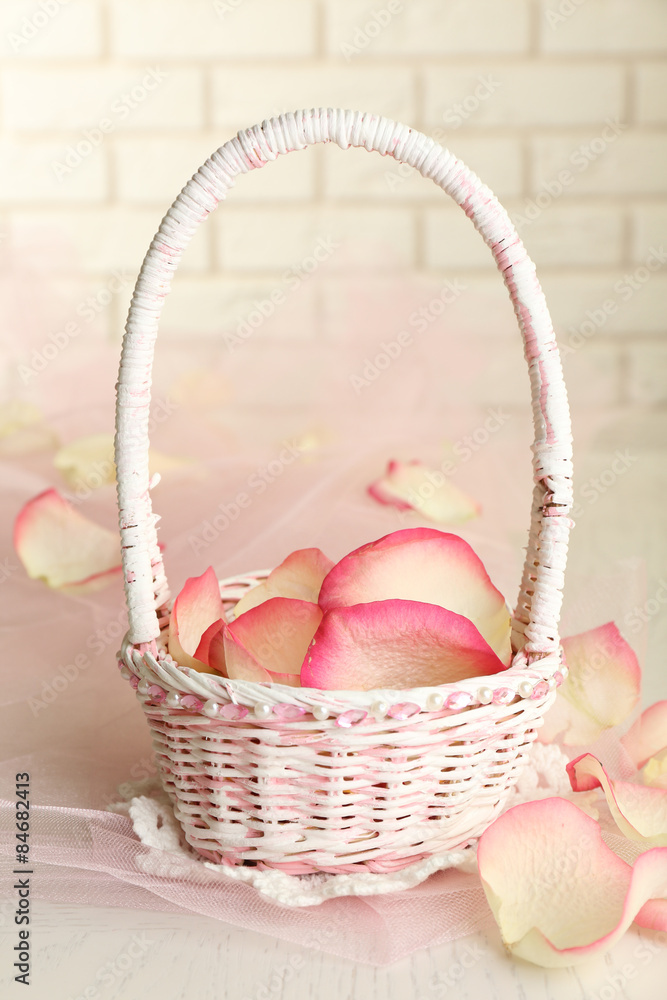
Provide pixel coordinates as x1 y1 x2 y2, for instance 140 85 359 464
114 109 573 871
119 573 559 873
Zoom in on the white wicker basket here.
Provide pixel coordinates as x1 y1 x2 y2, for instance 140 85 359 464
114 109 573 874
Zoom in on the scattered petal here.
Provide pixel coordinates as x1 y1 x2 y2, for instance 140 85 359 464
14 488 121 592
539 623 640 746
642 748 667 790
54 434 115 490
318 528 511 665
233 548 334 617
567 753 667 847
0 401 58 456
368 459 480 524
478 797 667 967
168 567 224 674
55 433 192 493
228 598 322 676
301 599 507 691
621 701 667 770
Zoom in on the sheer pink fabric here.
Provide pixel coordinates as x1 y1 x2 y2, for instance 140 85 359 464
0 332 649 964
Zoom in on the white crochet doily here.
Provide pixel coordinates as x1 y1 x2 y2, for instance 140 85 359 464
109 742 576 908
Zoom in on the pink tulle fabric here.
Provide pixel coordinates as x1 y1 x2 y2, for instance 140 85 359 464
0 324 651 965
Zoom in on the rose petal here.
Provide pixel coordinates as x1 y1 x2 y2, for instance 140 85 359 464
14 488 121 592
54 434 115 490
229 598 322 676
642 748 667 790
223 630 273 683
539 623 640 746
478 797 667 967
621 701 667 770
168 567 224 674
194 618 226 673
368 459 480 524
318 528 511 665
233 548 334 618
568 753 667 847
0 401 58 456
635 898 667 931
268 671 302 688
301 599 507 691
54 432 190 493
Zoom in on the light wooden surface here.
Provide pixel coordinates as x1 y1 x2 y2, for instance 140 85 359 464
1 900 665 1000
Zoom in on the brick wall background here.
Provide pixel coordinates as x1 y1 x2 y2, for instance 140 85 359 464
1 0 666 686
2 0 666 410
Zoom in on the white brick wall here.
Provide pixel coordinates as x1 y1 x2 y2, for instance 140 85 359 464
0 0 665 421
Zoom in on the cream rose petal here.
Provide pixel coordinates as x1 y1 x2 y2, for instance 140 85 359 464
168 567 224 674
228 598 322 676
477 797 667 967
14 488 121 592
368 459 480 524
318 527 511 665
621 701 667 770
233 548 334 618
538 622 640 746
301 599 507 691
567 753 667 847
194 619 227 676
55 432 190 492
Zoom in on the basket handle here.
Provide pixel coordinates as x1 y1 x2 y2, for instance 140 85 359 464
114 108 573 658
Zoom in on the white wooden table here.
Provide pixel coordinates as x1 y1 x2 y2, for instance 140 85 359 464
1 900 665 1000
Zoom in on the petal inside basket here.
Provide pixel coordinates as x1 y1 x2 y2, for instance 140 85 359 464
318 527 511 665
301 599 508 690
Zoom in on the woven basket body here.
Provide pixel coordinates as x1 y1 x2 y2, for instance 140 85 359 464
115 109 573 874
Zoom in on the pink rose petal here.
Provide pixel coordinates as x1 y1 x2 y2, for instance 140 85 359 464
223 630 273 683
318 528 511 665
478 797 667 967
567 753 667 847
229 598 322 676
13 488 122 593
368 459 480 524
194 618 227 673
621 701 667 770
168 567 224 674
539 623 640 746
233 548 334 617
301 599 507 691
